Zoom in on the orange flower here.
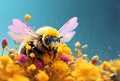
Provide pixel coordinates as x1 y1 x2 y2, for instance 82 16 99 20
27 64 36 73
30 53 35 58
72 60 101 81
36 70 49 81
25 14 31 21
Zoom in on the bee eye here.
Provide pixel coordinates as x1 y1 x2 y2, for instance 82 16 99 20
51 37 58 42
45 37 50 45
44 36 60 45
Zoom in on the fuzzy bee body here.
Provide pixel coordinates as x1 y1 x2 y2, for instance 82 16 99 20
19 26 60 62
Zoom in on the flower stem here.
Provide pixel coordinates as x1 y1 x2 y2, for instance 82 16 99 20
1 49 4 56
30 58 34 64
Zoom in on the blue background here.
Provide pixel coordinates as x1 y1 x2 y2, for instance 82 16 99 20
0 0 120 61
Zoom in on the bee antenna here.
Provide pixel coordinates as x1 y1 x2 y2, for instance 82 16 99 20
59 36 63 39
57 36 63 42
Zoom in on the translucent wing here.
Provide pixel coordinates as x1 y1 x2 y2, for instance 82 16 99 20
8 31 25 43
58 17 78 42
61 31 76 42
8 19 38 43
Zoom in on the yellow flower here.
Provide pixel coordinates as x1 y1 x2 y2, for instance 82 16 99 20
53 60 68 71
112 60 120 75
25 14 31 21
114 60 120 67
27 64 36 73
36 70 49 81
64 76 74 81
100 61 115 71
8 78 16 81
43 28 59 38
77 77 86 81
0 64 4 70
0 55 13 64
56 43 72 60
8 74 29 81
5 64 24 75
57 43 72 54
30 53 35 58
72 60 101 81
48 60 69 81
101 71 111 81
111 66 117 72
6 64 14 74
95 78 104 81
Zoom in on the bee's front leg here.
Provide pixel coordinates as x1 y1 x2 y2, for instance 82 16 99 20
52 49 57 61
28 42 42 62
32 47 42 62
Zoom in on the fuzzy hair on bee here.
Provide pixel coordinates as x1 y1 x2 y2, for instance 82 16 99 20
19 26 60 62
8 17 78 64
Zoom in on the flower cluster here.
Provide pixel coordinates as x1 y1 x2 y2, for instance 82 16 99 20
0 40 120 81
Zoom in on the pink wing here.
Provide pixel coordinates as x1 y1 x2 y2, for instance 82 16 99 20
61 31 76 42
8 19 38 43
58 17 78 42
8 31 25 43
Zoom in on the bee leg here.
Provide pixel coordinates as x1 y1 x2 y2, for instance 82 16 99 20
47 52 51 59
52 49 57 61
26 49 35 64
32 47 42 62
20 46 27 55
30 58 35 64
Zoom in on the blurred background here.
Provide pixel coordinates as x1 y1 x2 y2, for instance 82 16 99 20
0 0 120 61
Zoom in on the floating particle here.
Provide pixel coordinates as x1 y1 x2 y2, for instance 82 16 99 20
107 46 112 50
118 54 120 57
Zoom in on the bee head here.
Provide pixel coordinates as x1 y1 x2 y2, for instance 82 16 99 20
44 36 62 50
36 26 62 50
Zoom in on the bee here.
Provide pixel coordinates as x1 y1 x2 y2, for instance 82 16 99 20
8 17 78 63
